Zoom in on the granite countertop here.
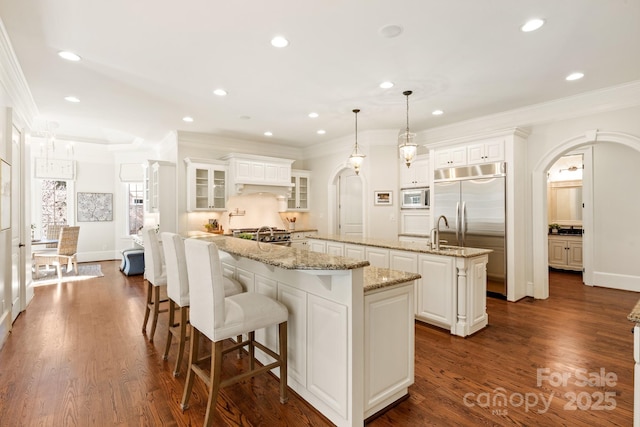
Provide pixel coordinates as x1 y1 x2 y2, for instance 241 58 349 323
191 234 370 271
363 266 421 294
310 234 492 258
627 299 640 322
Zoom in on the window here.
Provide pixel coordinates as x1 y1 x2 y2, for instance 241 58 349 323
40 180 68 237
128 182 144 235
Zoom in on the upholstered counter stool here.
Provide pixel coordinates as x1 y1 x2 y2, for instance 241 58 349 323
121 248 145 276
161 233 244 376
141 227 168 342
181 239 289 426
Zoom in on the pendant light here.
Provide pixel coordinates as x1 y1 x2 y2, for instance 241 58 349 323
398 90 417 168
348 108 365 175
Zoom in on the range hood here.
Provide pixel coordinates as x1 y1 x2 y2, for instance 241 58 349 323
222 153 295 199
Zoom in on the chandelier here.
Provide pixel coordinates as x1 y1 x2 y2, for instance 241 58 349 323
398 90 417 168
348 108 365 175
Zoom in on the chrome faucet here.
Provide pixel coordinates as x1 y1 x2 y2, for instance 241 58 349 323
256 225 274 250
430 215 449 250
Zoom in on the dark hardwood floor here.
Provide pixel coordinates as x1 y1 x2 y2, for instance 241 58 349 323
0 262 636 426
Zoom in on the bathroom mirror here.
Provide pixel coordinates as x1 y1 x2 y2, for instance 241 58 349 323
548 181 582 225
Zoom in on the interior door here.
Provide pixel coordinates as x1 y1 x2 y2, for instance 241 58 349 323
338 169 363 237
10 124 22 321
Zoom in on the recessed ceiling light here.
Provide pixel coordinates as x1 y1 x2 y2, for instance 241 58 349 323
308 112 319 118
58 51 81 61
182 116 194 122
379 24 403 38
566 72 584 81
317 130 326 135
432 110 444 116
380 81 394 89
271 36 289 48
521 18 545 32
239 115 251 120
64 96 80 103
264 131 273 136
213 88 228 96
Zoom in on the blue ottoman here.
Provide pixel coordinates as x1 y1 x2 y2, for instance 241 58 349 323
121 248 145 276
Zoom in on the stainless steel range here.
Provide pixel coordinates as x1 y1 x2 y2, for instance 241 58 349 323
231 227 292 246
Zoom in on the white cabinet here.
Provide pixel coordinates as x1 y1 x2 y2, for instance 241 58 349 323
144 160 177 233
289 231 317 249
467 139 505 165
416 254 455 328
548 234 583 271
434 146 467 169
390 250 418 273
400 210 431 235
434 139 504 169
308 239 326 253
223 153 294 195
365 247 389 268
399 156 430 188
364 282 414 415
344 244 365 260
326 241 344 256
184 158 227 211
278 283 308 387
288 170 311 211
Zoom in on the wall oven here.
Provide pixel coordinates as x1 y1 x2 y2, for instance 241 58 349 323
401 187 430 209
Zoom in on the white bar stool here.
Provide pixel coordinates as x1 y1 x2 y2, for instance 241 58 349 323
181 238 289 426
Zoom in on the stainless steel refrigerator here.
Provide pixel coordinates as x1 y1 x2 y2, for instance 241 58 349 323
433 162 507 297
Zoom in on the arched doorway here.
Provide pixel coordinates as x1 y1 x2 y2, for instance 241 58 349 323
327 163 367 237
532 131 640 299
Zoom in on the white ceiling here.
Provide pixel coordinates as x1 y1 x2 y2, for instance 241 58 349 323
1 0 639 148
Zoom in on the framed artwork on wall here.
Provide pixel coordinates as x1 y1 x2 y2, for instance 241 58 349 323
374 191 392 206
77 192 113 222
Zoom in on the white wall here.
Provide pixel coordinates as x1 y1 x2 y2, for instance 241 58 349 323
525 106 640 292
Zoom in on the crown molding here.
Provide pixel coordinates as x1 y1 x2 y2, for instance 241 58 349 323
0 18 38 129
418 80 640 145
177 130 304 160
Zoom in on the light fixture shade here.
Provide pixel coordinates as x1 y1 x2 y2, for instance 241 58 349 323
349 149 365 175
398 131 417 167
398 90 417 168
348 108 365 175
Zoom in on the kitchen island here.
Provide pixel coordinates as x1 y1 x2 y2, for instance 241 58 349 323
191 234 420 427
306 234 492 337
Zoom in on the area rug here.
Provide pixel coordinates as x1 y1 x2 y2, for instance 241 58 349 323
33 263 104 287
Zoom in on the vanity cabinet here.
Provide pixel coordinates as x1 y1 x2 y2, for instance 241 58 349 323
399 156 430 188
548 234 583 271
184 158 227 212
288 170 310 211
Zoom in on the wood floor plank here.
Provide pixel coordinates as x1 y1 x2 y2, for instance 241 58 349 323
0 263 635 426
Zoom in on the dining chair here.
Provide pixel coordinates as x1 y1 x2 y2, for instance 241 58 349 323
181 239 288 426
45 223 67 248
33 226 80 279
160 232 244 376
141 227 168 342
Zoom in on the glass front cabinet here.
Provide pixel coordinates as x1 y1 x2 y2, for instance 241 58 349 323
185 158 227 212
288 170 310 211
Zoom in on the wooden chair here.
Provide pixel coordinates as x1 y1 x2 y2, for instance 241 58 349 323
181 239 288 426
33 226 80 279
141 227 168 342
161 232 244 376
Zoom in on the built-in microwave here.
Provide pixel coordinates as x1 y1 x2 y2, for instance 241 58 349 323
401 187 430 209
